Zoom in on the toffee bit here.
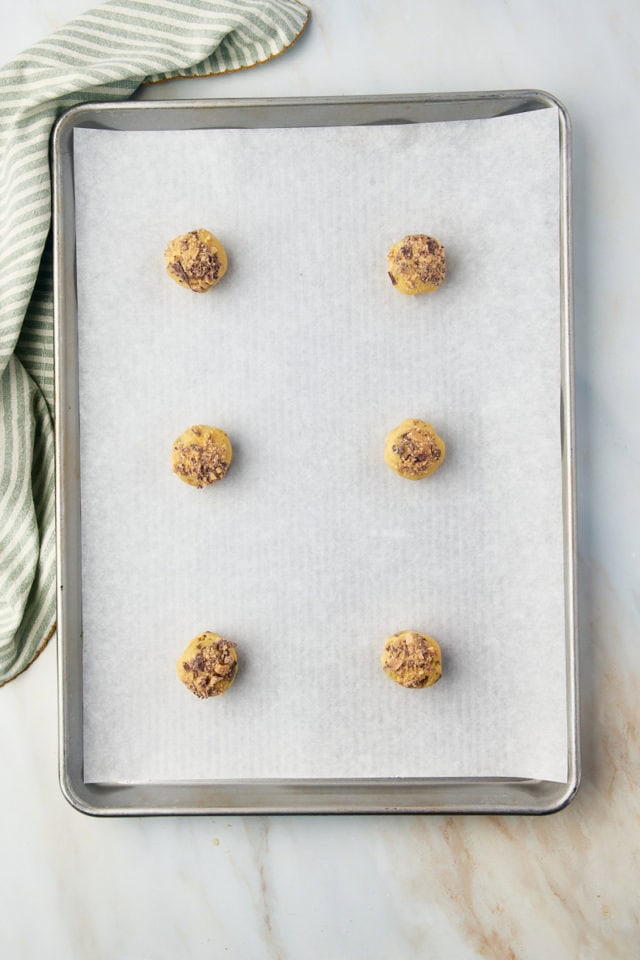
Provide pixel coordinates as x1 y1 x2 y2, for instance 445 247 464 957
172 262 189 283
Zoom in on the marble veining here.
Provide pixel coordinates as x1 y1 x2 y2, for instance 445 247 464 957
0 1 638 958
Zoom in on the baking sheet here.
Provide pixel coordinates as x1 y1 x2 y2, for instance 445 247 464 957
74 107 567 784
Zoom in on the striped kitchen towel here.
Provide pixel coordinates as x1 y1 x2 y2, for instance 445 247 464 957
0 0 310 686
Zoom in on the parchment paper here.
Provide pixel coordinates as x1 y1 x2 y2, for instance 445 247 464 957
74 107 567 783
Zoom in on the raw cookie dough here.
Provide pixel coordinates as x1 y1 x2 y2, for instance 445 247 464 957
164 228 228 292
381 631 442 689
387 234 446 294
177 632 238 698
385 418 445 480
172 424 232 488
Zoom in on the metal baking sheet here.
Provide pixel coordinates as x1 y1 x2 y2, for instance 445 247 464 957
53 92 578 815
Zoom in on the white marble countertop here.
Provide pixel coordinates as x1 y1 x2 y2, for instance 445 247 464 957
1 1 638 956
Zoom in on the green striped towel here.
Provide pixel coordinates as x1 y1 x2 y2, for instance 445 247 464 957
0 0 309 686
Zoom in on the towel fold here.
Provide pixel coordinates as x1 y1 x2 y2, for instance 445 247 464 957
0 0 309 686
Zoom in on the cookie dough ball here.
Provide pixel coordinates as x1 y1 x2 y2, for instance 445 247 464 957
385 418 445 480
165 228 228 292
172 424 232 488
177 632 238 698
387 234 446 294
381 631 442 689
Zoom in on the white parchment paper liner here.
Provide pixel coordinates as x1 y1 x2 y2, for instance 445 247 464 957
74 108 567 783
